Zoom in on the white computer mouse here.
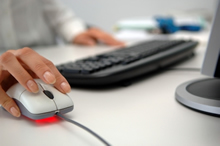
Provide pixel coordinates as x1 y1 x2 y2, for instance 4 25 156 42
6 79 74 120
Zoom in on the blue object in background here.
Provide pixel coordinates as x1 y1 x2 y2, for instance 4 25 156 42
155 16 202 34
155 17 179 34
179 25 202 31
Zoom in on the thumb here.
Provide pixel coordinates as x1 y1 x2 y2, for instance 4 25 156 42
0 88 21 117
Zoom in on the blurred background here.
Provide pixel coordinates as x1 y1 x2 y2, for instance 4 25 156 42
62 0 218 33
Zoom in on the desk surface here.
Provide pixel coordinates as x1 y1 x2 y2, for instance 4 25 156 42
1 31 220 146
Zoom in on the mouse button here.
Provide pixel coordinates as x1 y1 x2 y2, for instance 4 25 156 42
37 81 51 90
6 83 26 100
45 85 73 109
53 93 73 110
19 91 57 114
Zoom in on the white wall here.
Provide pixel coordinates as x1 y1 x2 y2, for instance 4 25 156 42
61 0 218 32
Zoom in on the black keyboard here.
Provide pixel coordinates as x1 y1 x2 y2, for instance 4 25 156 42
57 39 198 87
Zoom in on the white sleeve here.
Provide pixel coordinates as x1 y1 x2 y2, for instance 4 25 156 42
41 0 87 42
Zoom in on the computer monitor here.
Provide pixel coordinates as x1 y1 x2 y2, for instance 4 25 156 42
175 1 220 115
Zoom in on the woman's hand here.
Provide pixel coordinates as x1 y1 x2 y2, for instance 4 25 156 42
0 47 71 117
73 27 125 46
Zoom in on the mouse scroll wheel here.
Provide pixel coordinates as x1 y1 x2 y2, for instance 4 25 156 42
43 90 54 99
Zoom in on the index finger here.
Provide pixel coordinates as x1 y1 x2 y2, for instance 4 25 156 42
9 48 71 93
39 56 71 93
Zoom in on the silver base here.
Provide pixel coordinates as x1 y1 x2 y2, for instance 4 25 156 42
175 78 220 115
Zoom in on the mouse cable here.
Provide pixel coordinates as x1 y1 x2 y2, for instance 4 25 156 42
56 112 111 146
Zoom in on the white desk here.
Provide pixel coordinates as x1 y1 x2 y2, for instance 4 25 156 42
1 31 220 146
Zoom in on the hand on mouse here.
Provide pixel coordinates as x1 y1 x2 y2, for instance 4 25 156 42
0 47 71 117
73 27 125 47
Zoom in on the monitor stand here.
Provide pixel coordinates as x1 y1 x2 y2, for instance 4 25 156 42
175 78 220 115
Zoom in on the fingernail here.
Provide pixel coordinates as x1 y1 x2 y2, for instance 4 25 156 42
10 107 20 117
43 71 56 84
60 82 71 93
27 80 39 93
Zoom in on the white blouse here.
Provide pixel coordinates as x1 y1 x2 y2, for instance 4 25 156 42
0 0 86 50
